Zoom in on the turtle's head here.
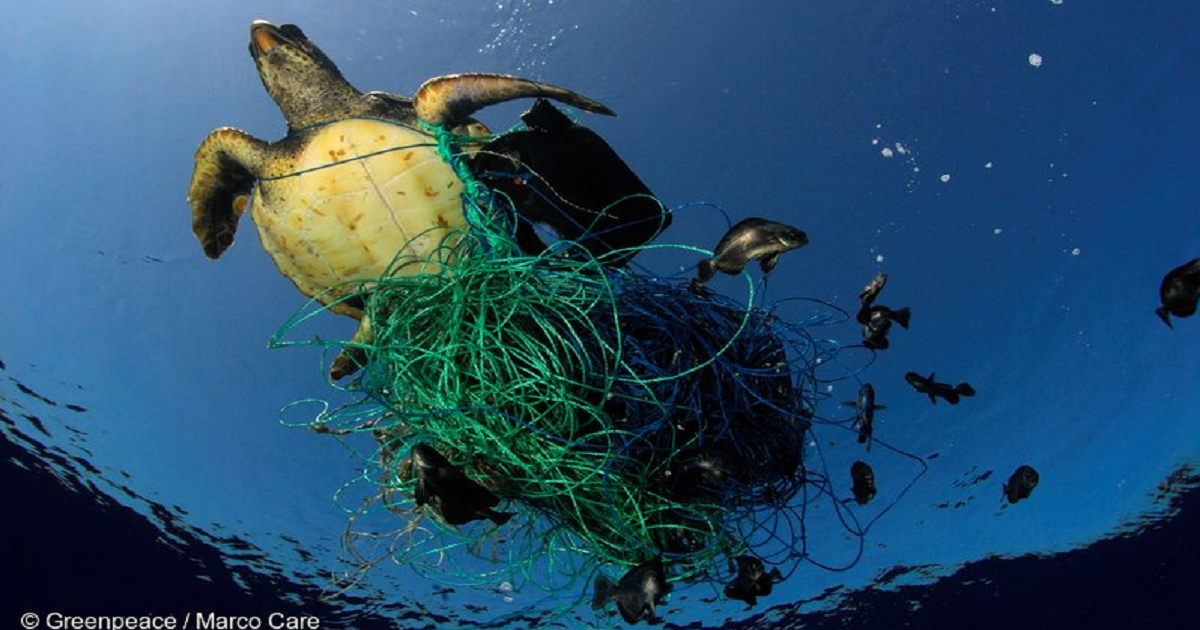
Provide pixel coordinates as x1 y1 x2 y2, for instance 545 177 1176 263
249 20 361 129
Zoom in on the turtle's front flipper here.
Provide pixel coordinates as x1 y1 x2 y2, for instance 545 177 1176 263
414 73 616 127
330 315 373 380
188 128 267 259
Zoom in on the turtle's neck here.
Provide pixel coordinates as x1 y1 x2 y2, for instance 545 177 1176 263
266 71 368 131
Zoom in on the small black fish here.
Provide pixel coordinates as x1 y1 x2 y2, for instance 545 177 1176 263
861 307 910 350
856 272 910 353
697 218 809 283
1003 465 1040 504
851 460 876 505
724 555 783 606
1156 258 1200 328
843 383 886 448
856 272 911 325
593 557 672 625
858 304 912 328
904 372 976 405
861 309 893 350
411 443 514 526
859 271 889 307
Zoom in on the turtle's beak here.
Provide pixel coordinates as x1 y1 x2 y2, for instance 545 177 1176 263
250 20 283 57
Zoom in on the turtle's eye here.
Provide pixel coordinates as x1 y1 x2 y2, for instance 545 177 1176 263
280 24 307 40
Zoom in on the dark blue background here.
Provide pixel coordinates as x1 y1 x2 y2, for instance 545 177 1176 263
3 1 1198 627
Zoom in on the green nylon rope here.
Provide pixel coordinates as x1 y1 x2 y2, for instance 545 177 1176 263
271 117 825 594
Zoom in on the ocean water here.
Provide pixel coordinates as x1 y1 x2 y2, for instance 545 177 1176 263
2 1 1198 628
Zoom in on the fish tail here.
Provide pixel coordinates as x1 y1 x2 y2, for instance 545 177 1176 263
1156 306 1175 329
891 307 912 329
592 576 614 609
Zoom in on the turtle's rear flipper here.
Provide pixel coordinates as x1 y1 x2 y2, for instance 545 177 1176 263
188 127 267 259
330 315 373 380
413 73 615 127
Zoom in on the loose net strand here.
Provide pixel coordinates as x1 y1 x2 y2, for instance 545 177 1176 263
264 117 926 604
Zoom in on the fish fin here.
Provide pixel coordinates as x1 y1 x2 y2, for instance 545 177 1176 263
928 393 937 405
592 576 614 609
759 252 781 274
928 372 937 381
615 595 646 624
697 259 716 282
1156 306 1174 329
891 307 912 329
519 97 574 132
957 383 976 397
724 580 756 606
488 509 515 526
413 479 430 507
874 404 887 410
841 400 857 408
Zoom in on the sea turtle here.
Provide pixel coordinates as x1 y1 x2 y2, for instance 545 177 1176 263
187 20 614 378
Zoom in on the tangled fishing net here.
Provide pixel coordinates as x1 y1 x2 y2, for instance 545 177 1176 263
270 115 923 605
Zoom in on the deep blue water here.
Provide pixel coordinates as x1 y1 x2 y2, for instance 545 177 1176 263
2 0 1198 628
3 407 1198 628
